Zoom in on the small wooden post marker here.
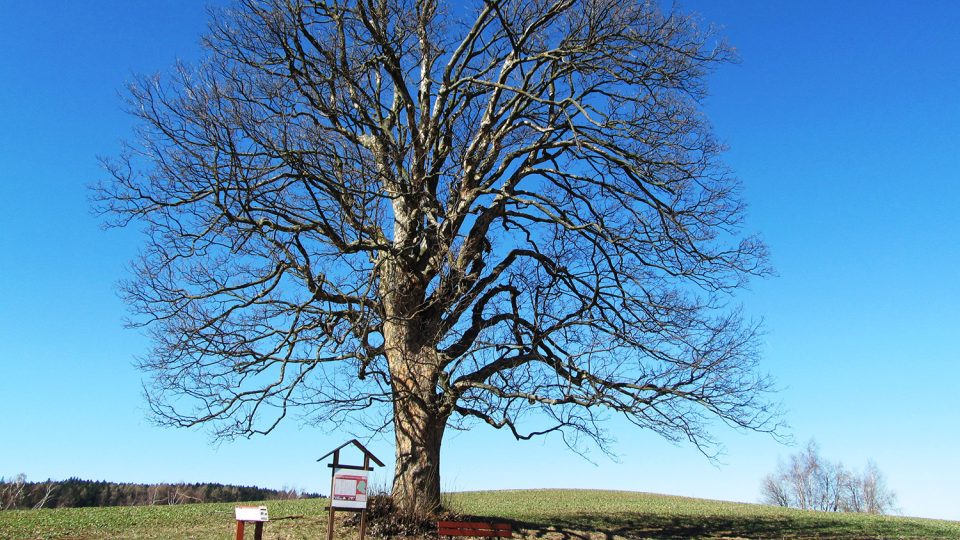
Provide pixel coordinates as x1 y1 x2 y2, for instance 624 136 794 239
234 505 269 540
318 440 384 540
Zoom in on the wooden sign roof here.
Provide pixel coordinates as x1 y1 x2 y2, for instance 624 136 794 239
317 439 384 467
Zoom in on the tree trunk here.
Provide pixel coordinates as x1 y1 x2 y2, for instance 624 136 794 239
391 379 446 515
382 263 447 515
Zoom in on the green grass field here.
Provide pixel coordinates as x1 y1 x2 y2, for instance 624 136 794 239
1 489 957 539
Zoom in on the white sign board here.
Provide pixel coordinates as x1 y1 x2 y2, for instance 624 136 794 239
331 468 369 509
235 506 269 522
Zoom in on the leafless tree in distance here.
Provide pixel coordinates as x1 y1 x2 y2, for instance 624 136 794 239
0 474 26 510
31 482 58 510
95 0 778 514
761 440 897 514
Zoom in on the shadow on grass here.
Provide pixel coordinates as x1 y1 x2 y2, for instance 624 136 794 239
485 512 914 540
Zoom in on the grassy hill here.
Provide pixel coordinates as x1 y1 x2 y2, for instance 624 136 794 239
1 489 958 539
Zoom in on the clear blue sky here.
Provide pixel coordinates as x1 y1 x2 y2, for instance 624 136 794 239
1 0 958 521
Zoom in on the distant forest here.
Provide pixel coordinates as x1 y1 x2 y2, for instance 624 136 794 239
0 475 322 510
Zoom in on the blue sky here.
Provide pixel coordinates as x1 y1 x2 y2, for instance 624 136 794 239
1 0 958 521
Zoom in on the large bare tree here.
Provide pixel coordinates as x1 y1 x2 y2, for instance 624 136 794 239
96 0 776 514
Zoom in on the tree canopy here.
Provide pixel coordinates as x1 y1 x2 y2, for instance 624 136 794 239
96 0 777 512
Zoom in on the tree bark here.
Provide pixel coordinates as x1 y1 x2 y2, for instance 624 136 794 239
382 262 447 515
386 337 447 515
390 376 445 515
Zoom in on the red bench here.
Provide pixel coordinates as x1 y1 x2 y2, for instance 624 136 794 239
438 521 512 539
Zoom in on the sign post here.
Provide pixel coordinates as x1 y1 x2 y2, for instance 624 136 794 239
234 505 269 540
318 440 384 540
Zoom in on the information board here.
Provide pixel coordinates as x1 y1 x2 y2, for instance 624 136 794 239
331 468 369 509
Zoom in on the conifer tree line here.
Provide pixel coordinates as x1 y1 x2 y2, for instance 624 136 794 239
0 475 320 510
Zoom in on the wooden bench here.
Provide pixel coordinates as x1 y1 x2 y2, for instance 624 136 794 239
438 521 512 539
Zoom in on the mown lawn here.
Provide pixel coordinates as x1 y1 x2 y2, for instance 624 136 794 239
1 489 958 539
